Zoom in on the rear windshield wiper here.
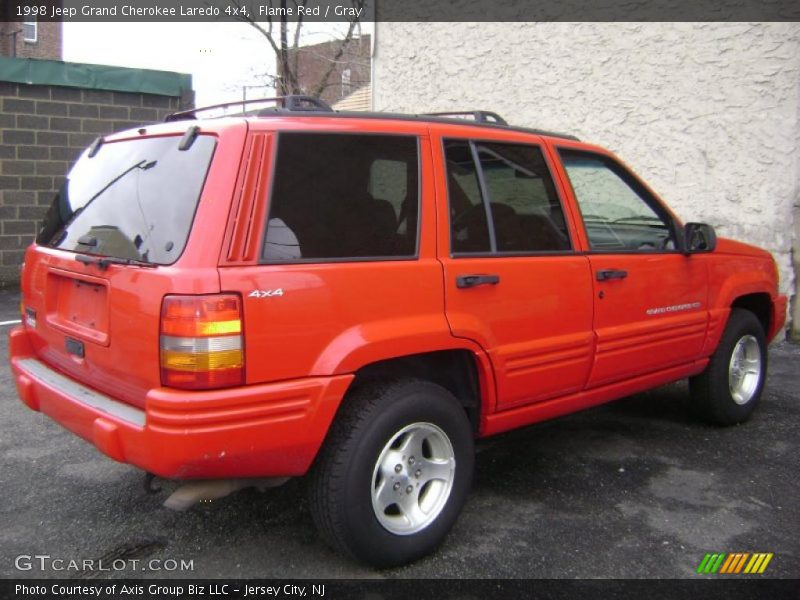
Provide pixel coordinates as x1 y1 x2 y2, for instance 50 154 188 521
75 254 157 270
87 158 156 204
54 159 158 238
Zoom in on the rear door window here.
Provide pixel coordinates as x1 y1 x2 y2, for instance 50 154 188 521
37 135 216 265
445 139 571 255
445 140 491 254
263 133 419 262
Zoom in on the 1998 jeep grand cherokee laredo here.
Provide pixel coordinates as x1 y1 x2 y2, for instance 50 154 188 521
9 96 787 567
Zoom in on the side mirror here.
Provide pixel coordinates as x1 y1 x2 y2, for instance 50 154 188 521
684 222 717 254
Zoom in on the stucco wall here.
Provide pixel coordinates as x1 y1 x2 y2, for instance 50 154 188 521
374 22 800 334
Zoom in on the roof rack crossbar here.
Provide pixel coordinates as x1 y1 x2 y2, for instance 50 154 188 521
165 95 333 122
424 110 508 125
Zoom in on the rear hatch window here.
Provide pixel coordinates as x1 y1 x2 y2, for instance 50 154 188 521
37 135 216 265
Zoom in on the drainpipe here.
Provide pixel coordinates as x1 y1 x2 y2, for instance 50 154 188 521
5 29 21 57
791 204 799 340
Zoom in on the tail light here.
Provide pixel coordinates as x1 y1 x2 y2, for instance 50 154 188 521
160 294 244 390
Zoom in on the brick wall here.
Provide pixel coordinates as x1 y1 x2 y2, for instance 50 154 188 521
1 22 62 60
0 81 190 286
286 34 370 106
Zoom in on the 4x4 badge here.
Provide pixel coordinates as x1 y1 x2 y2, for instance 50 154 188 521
248 289 284 298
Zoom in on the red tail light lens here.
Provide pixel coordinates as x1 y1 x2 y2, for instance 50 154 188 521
160 294 244 390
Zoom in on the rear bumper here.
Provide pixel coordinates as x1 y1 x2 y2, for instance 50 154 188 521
9 326 353 479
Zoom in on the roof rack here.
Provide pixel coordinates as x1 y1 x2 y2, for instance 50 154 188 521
423 111 508 125
164 95 333 122
162 99 578 141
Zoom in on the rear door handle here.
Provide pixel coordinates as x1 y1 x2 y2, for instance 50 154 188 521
596 269 628 281
456 274 500 288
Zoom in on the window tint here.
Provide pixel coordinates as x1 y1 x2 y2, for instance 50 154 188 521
37 135 216 265
560 150 675 251
445 140 571 254
369 159 407 231
264 133 418 262
477 143 570 252
445 140 491 253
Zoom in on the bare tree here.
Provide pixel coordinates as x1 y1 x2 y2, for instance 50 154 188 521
227 0 366 99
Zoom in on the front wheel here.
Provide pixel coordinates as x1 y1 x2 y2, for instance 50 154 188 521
690 309 767 425
308 379 474 567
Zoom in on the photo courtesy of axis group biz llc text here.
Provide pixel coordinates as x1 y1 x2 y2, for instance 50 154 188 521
15 583 327 597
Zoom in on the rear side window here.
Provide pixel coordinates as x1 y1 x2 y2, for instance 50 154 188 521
37 135 216 265
445 139 571 255
263 133 419 262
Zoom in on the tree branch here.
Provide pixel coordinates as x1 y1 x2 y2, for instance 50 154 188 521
290 0 305 91
310 0 365 98
228 0 282 57
227 0 367 100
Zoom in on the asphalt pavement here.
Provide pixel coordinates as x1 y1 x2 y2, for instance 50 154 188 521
0 287 797 579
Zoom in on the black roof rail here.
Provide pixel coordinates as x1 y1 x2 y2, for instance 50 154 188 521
162 99 578 141
164 95 333 122
424 110 508 125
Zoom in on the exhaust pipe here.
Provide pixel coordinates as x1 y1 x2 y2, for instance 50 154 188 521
162 477 290 511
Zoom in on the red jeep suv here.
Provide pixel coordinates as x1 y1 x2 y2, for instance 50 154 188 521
9 97 787 567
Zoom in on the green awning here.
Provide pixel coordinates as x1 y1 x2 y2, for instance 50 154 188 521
0 57 192 97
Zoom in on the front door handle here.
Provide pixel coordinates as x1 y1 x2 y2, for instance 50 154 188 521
596 269 628 281
456 274 500 288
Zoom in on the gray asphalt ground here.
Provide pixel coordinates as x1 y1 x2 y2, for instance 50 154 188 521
0 287 797 579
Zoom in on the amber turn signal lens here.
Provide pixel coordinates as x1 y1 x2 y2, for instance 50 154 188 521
160 294 244 390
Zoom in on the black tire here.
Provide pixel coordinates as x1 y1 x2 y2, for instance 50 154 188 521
307 378 474 567
689 309 768 426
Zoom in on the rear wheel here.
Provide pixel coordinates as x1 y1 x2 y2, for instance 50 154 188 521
308 379 474 567
690 309 767 425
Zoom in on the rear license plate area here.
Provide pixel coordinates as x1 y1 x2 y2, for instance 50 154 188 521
45 270 110 346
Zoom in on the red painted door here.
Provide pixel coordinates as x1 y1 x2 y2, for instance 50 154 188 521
435 134 595 410
557 148 709 388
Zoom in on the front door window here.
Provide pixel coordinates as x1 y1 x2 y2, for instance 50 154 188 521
560 150 676 252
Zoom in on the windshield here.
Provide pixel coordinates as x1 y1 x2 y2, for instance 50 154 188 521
37 135 216 265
